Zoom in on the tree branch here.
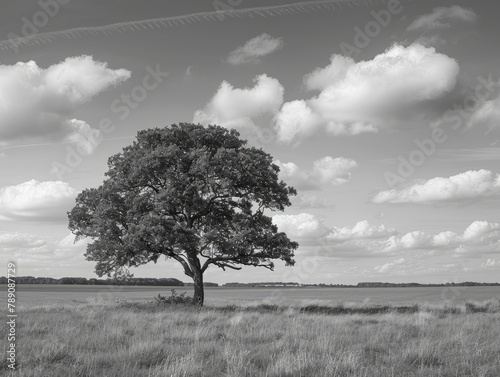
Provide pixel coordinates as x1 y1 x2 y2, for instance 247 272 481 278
213 261 242 271
168 252 193 278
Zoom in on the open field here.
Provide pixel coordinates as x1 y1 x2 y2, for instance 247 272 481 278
2 286 500 376
1 299 500 376
5 285 500 307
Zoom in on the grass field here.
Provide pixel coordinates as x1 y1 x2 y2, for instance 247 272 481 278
2 291 500 376
9 285 500 307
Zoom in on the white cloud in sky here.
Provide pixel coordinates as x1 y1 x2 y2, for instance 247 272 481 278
0 231 46 249
482 259 500 268
227 33 283 65
0 180 77 222
194 74 284 137
373 170 500 204
0 231 89 275
0 56 130 152
319 220 500 258
274 156 357 189
407 6 477 31
462 221 500 240
275 43 459 143
468 93 500 131
312 157 357 185
303 55 353 91
272 213 329 239
327 221 397 241
374 258 406 273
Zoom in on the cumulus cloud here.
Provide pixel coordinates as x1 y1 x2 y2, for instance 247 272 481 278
462 221 500 240
327 221 397 241
482 259 500 268
407 6 477 31
0 231 88 274
272 213 329 239
374 258 406 273
194 74 284 137
227 33 283 65
312 157 357 185
318 220 500 258
468 94 500 131
303 55 354 91
0 180 77 221
0 56 130 152
275 43 459 143
373 170 500 204
274 156 357 189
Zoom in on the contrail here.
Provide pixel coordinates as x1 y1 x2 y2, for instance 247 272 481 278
0 0 386 51
0 136 135 152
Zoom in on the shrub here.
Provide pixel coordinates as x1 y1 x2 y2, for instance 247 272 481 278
155 289 193 305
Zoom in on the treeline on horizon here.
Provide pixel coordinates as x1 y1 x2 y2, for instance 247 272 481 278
1 277 498 287
0 276 186 286
223 281 500 287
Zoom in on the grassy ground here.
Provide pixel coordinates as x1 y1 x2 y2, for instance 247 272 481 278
2 299 500 377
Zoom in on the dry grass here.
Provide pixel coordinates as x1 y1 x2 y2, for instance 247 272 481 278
2 299 500 376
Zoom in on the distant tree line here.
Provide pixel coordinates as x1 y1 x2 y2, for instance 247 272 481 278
356 282 500 288
223 282 301 287
222 281 500 288
0 276 184 286
1 277 497 287
183 282 219 287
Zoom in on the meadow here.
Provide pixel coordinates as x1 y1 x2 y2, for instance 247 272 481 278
1 286 500 376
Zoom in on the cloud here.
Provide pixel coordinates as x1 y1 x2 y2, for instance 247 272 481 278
0 180 77 222
0 232 46 249
272 213 329 239
482 259 500 268
373 170 500 204
468 93 500 131
407 6 477 31
312 157 357 185
184 65 194 80
291 194 334 209
327 221 397 241
227 33 283 65
303 55 354 91
316 220 500 258
274 156 357 189
374 258 406 273
0 231 89 275
462 221 500 240
275 43 459 143
194 74 284 137
0 56 130 152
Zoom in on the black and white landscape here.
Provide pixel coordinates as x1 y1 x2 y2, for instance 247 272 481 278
1 1 500 376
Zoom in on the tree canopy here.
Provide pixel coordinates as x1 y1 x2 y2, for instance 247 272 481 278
68 123 298 305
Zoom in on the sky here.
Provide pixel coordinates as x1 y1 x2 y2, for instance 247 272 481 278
1 0 500 285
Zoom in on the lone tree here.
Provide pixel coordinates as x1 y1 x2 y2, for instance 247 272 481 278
68 123 298 305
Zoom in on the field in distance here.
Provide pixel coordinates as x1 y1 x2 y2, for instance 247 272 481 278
4 284 500 308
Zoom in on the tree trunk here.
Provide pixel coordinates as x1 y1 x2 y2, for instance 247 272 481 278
192 266 204 306
187 253 204 306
